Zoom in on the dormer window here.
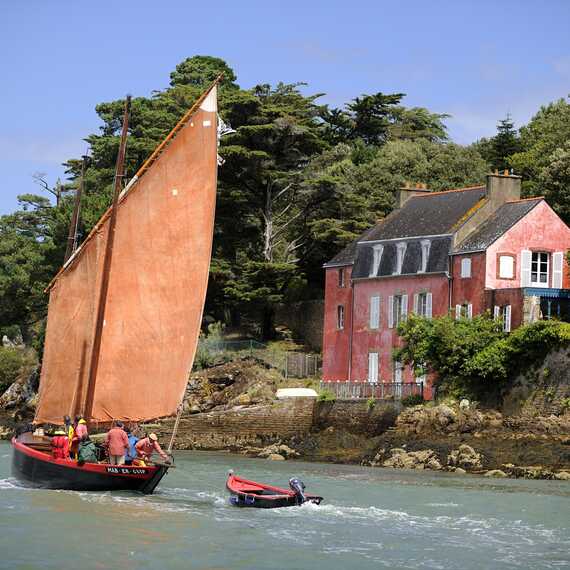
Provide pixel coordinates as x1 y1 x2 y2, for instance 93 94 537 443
419 240 431 273
370 245 383 277
394 242 407 275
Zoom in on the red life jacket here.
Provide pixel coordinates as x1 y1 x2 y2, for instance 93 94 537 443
52 435 69 459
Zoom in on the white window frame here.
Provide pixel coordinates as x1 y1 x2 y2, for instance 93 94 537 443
370 245 383 277
337 305 345 330
338 267 345 287
368 352 379 383
499 255 514 279
394 242 407 275
414 292 433 318
494 305 511 332
369 295 380 329
530 251 549 288
394 360 403 384
503 305 511 332
456 303 472 319
419 240 431 273
389 294 408 328
460 257 471 278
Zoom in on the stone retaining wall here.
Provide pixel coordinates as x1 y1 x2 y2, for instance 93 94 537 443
154 398 316 450
152 398 401 450
315 400 401 436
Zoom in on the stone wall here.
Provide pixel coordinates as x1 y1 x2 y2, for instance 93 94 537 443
275 300 324 351
503 348 570 416
152 398 401 451
314 400 401 436
154 398 316 450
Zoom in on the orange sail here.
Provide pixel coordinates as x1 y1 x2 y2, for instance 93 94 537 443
35 83 219 424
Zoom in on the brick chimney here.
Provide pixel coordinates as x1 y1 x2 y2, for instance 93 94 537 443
453 171 522 248
395 182 430 208
486 170 521 206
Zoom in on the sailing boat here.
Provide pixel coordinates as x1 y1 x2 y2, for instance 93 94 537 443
11 79 220 494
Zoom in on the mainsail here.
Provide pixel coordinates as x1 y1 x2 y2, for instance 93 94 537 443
35 82 219 424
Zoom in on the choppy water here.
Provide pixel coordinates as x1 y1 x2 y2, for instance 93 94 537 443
1 442 569 570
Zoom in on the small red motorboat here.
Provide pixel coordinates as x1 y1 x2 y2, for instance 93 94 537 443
226 471 323 508
12 433 169 494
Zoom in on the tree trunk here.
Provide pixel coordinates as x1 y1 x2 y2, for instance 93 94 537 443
261 305 275 341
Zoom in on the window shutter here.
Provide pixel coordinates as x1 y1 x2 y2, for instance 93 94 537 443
370 296 380 329
388 296 394 329
426 293 432 318
467 303 473 319
521 250 532 287
552 252 563 289
368 353 378 382
494 305 500 319
505 305 511 332
413 293 419 314
455 304 461 320
401 294 408 320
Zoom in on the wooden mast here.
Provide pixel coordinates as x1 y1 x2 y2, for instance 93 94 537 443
83 96 131 420
64 156 86 263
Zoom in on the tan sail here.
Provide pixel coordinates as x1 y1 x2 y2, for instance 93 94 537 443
35 84 219 424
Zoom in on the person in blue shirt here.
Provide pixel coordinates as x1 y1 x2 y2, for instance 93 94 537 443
124 426 139 465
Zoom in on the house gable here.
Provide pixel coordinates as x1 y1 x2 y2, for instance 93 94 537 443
486 200 570 289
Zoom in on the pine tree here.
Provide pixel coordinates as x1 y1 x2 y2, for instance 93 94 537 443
490 114 521 172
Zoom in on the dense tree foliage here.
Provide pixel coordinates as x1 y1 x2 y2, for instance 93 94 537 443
396 315 570 401
1 55 568 350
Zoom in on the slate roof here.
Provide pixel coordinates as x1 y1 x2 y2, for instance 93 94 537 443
324 186 487 267
361 186 486 242
352 236 451 278
454 198 543 253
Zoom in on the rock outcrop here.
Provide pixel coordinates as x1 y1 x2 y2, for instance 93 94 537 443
447 444 484 471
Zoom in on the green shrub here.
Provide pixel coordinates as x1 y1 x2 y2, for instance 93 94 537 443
401 394 425 407
366 396 376 410
317 389 336 402
0 347 26 393
397 315 570 400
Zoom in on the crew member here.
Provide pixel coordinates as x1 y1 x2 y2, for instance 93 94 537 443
51 429 69 460
63 415 74 446
135 433 170 464
124 426 139 465
105 421 130 465
75 417 88 439
77 435 98 465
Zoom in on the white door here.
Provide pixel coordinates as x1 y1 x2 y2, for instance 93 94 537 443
368 352 379 383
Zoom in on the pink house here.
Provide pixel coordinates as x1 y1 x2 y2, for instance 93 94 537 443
322 173 570 399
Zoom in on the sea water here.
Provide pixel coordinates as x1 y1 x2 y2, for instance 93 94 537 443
0 441 568 569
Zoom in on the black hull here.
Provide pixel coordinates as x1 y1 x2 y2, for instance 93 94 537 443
228 492 314 509
12 438 169 494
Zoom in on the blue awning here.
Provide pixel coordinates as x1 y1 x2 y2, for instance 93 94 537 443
523 288 570 299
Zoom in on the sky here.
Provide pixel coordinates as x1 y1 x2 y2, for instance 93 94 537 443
1 0 569 215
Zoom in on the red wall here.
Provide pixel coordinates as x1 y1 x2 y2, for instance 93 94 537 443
349 273 449 398
322 266 353 381
450 252 487 315
486 200 570 289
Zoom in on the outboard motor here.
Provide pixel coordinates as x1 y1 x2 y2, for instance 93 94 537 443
289 477 307 504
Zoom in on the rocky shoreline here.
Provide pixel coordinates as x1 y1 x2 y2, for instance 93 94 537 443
1 359 569 481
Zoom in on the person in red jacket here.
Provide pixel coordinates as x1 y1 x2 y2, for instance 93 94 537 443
51 429 69 460
135 433 170 465
105 421 130 465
